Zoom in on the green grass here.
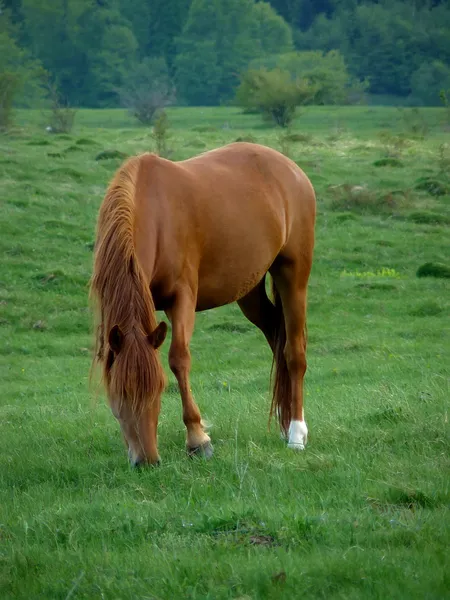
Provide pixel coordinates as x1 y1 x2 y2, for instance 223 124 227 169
1 106 449 599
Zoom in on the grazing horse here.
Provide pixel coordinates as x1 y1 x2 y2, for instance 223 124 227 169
91 142 315 466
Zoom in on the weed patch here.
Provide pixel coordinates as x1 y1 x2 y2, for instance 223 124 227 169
328 184 404 213
366 405 406 424
384 487 436 509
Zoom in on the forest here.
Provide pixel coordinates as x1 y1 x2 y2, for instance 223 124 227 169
2 0 450 110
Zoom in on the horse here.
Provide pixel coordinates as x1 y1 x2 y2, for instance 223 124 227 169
90 142 316 466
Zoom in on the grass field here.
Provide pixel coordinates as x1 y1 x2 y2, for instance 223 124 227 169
1 106 449 599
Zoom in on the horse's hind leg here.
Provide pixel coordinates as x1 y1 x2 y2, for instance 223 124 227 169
237 275 276 350
271 259 309 450
166 287 212 458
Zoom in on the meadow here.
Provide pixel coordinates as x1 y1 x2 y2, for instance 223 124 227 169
1 106 449 599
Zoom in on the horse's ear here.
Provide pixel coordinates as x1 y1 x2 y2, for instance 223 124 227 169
148 322 168 350
109 325 124 354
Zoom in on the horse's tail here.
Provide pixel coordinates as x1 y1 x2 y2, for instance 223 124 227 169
269 280 291 435
90 155 165 412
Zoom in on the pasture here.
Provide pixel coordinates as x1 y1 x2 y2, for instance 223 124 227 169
1 106 449 599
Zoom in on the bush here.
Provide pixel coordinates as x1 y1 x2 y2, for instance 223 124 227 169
247 51 368 105
46 81 76 134
151 110 171 158
236 68 315 128
119 58 174 125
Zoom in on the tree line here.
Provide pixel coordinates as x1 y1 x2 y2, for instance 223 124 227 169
1 0 450 113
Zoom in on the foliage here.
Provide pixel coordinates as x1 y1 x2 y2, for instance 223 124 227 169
410 61 450 106
248 50 368 105
119 0 191 70
0 5 46 125
175 0 293 105
119 57 175 125
2 0 450 107
297 1 450 103
236 68 314 127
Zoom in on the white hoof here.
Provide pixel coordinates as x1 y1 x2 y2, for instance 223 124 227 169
287 420 308 450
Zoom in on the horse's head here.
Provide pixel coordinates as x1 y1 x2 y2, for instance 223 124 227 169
105 322 167 467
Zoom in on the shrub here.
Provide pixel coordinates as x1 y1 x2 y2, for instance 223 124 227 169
151 110 171 158
328 184 402 213
45 80 76 134
236 68 315 128
119 58 174 125
247 51 368 105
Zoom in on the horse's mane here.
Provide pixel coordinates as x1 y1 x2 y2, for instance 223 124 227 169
90 155 166 414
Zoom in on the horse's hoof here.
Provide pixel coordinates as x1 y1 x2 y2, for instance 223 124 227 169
287 442 305 451
187 441 214 459
287 420 308 450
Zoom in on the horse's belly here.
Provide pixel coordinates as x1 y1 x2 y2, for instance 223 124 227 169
196 244 277 310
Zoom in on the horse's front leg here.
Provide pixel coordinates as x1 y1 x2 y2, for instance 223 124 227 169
166 288 213 458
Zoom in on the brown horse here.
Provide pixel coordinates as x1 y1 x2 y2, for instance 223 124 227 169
91 142 315 466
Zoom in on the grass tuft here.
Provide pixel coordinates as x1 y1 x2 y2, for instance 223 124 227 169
416 262 450 278
95 149 128 161
415 177 449 196
373 157 404 167
410 301 443 316
407 211 450 225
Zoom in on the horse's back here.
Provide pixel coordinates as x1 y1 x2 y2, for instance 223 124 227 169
133 143 315 309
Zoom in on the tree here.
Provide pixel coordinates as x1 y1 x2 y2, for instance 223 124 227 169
119 0 191 71
90 23 138 106
296 1 450 100
410 61 450 106
20 0 91 105
250 2 293 55
175 0 293 105
0 5 45 127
